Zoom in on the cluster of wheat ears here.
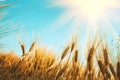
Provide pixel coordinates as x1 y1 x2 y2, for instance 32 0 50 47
0 37 120 80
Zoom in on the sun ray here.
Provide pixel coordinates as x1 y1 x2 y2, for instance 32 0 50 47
50 10 77 31
49 0 120 41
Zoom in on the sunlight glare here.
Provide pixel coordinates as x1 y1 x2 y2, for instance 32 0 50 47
62 0 118 24
50 0 120 39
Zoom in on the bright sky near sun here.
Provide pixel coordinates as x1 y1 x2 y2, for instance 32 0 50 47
1 0 72 55
1 0 120 56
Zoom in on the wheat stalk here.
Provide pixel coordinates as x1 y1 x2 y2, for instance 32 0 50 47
55 63 68 80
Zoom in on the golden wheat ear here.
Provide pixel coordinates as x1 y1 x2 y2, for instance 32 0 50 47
28 41 36 53
61 46 70 60
117 59 120 80
74 49 78 63
103 48 109 66
71 41 75 53
19 41 25 56
109 63 116 79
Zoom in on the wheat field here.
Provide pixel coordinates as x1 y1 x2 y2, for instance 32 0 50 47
0 37 120 80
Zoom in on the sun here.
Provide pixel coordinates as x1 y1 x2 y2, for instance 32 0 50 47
50 0 120 40
71 0 116 20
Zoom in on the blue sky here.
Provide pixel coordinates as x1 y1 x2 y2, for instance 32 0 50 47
1 0 120 58
1 0 72 55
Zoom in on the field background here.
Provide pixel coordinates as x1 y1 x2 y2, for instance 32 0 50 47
0 0 120 80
